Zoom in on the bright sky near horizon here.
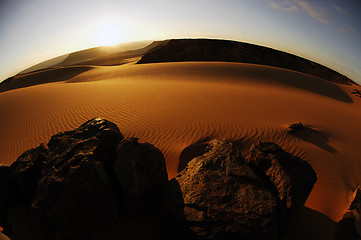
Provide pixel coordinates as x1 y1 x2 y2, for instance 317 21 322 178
0 0 360 84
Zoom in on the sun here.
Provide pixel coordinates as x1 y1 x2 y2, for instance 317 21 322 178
95 24 123 46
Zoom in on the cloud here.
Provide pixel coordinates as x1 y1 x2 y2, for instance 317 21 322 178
294 0 330 24
269 0 330 24
339 25 361 36
269 0 298 12
332 4 346 14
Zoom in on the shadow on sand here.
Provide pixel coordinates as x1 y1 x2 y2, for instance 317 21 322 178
281 206 337 240
178 137 210 173
178 137 245 173
0 66 92 93
292 127 337 153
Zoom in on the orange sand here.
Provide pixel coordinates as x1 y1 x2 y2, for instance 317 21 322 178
0 62 360 225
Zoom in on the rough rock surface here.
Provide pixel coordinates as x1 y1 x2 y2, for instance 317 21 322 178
333 211 361 240
0 118 169 240
0 118 317 240
0 165 22 232
33 118 123 240
10 144 49 203
114 137 168 217
245 142 317 233
333 187 361 240
161 140 316 240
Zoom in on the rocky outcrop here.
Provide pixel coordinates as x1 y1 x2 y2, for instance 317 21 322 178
0 118 317 240
161 139 279 240
32 118 123 240
137 39 353 85
245 142 317 234
0 118 168 240
0 166 23 232
161 140 317 240
333 212 361 240
333 187 361 240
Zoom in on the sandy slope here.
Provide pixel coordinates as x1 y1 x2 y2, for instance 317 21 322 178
0 62 361 226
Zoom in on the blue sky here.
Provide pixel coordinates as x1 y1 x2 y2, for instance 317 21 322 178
0 0 360 84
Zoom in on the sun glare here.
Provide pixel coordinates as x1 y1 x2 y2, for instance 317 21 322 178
95 24 123 46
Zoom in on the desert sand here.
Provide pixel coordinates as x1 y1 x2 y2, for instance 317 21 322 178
0 60 361 237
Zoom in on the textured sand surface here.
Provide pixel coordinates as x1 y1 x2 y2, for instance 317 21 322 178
0 62 360 224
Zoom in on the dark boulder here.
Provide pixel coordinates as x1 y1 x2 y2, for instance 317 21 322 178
1 118 125 240
333 187 361 240
162 140 317 240
114 137 169 217
288 122 304 134
46 117 122 158
245 142 317 233
162 139 279 240
333 211 361 240
10 144 49 203
0 117 171 240
32 117 124 240
0 166 23 234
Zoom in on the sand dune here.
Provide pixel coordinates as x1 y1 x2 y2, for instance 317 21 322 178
0 62 361 229
18 40 154 75
68 62 352 102
0 66 92 93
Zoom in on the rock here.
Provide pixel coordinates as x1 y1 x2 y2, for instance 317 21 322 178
46 117 122 158
350 187 361 212
333 211 361 240
245 142 317 233
10 144 49 203
32 117 124 240
114 137 168 217
0 165 23 235
162 139 279 240
333 187 361 240
0 118 124 240
288 122 304 133
0 117 171 240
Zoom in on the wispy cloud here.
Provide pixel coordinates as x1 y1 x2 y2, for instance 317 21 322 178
269 0 331 24
269 0 298 12
294 0 330 24
332 4 346 14
339 25 361 36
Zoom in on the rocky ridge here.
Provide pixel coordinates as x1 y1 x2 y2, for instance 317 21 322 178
137 39 354 85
